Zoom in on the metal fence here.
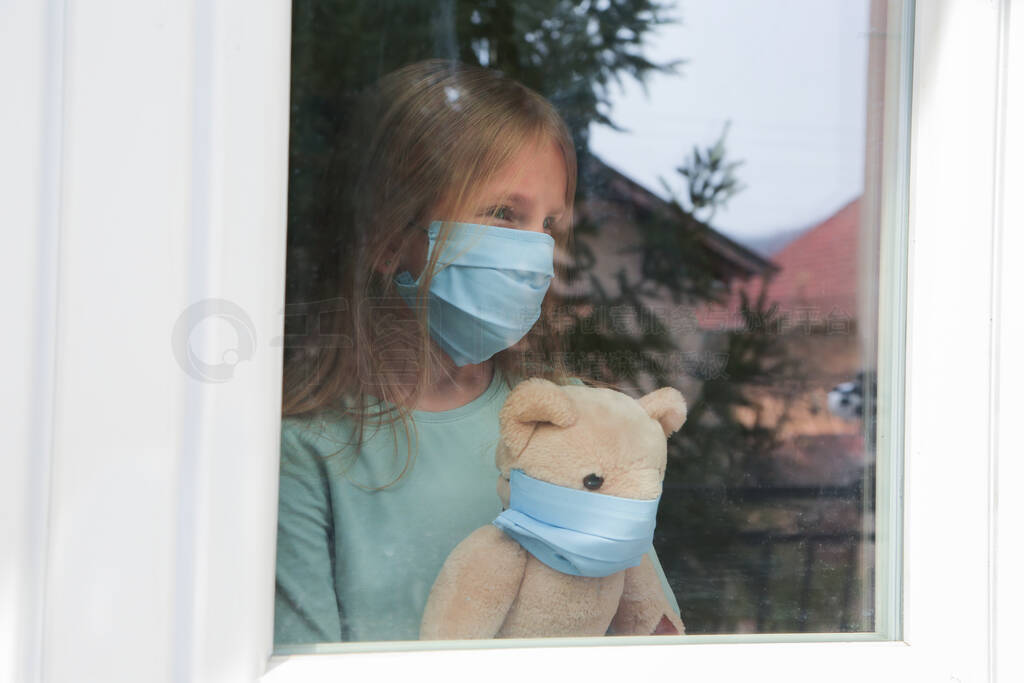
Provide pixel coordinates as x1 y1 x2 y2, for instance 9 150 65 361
658 481 874 633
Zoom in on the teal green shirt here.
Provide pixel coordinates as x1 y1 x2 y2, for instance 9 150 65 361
273 370 679 644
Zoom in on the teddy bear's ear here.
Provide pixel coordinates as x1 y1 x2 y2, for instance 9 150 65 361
499 378 577 458
638 387 687 437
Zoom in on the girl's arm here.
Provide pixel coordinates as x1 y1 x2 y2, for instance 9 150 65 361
610 552 686 635
274 420 343 645
648 545 682 616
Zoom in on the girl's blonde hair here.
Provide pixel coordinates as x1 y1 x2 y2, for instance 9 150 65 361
282 59 581 484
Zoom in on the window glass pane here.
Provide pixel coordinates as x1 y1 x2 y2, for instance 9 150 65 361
275 0 910 650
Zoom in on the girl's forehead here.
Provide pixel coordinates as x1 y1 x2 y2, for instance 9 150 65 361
474 139 568 208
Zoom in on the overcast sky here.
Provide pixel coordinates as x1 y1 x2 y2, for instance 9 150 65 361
589 0 870 245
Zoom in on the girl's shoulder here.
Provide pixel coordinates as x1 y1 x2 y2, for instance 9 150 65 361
506 370 587 388
279 409 361 464
280 402 410 458
280 371 586 447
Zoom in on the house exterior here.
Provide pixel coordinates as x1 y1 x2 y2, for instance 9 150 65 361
561 150 868 487
696 197 861 339
553 152 778 401
696 196 869 486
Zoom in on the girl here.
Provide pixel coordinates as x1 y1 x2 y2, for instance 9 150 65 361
274 59 677 644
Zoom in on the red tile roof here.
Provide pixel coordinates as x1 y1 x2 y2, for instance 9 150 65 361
696 196 861 332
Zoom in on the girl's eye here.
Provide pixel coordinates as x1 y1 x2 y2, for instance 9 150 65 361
542 217 555 232
486 205 514 222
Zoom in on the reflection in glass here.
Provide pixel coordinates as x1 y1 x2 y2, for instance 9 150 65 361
279 0 909 646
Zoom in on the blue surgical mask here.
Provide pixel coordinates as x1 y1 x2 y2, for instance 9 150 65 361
394 221 555 366
492 469 660 578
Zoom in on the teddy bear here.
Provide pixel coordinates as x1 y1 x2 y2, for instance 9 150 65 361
420 377 687 639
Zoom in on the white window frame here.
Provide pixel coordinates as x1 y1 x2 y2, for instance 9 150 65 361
2 1 1021 681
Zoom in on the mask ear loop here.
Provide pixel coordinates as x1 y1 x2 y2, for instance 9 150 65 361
390 223 435 286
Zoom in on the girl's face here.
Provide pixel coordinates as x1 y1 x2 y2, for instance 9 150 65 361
459 137 569 236
398 137 569 278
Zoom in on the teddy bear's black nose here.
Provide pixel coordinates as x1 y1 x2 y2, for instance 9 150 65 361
583 474 604 490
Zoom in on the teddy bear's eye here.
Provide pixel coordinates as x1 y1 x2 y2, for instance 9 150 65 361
583 473 604 490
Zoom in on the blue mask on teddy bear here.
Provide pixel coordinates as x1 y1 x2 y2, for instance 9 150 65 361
493 469 660 578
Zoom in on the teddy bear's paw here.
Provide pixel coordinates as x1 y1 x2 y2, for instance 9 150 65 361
652 614 681 636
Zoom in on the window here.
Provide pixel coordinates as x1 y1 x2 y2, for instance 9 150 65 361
275 0 907 648
4 0 1020 681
